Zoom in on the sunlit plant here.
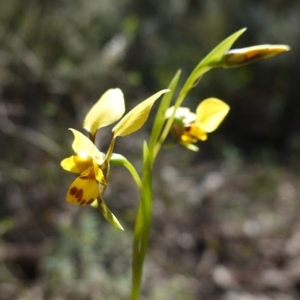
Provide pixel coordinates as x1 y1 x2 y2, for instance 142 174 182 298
61 89 168 230
60 28 289 299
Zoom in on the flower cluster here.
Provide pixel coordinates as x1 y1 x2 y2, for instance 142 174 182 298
60 34 290 230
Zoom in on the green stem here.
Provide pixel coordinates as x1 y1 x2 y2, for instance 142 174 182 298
124 162 142 190
153 64 200 159
131 209 146 299
153 92 185 159
130 142 152 300
104 134 116 164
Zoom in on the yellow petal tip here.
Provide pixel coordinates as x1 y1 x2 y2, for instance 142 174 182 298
83 88 125 135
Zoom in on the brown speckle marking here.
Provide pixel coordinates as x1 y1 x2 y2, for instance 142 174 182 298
185 126 191 132
70 187 78 195
80 199 86 205
86 199 94 205
75 189 83 202
75 189 83 198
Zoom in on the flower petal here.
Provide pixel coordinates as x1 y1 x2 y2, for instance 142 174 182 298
93 160 106 186
113 89 169 137
61 155 93 173
182 142 199 152
196 98 230 133
69 129 104 164
185 125 208 141
79 166 94 178
224 45 290 68
83 88 125 136
181 133 198 144
66 176 99 206
166 106 197 124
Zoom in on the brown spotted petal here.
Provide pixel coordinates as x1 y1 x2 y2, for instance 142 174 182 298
66 176 98 206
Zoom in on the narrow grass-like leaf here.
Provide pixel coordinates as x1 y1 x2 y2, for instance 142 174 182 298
149 70 181 162
178 28 246 103
131 142 152 300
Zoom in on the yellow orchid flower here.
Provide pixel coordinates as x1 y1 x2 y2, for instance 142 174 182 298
61 88 169 209
61 129 107 205
61 88 126 206
166 98 230 151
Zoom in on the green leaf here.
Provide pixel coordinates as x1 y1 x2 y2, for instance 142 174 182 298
192 28 247 79
98 196 124 231
113 89 169 137
149 70 181 161
179 28 246 102
131 142 152 300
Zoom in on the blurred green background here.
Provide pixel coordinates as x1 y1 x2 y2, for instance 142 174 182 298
1 0 300 299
